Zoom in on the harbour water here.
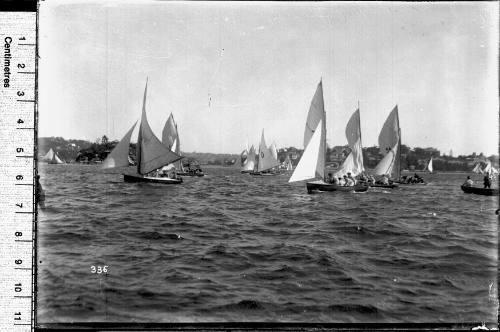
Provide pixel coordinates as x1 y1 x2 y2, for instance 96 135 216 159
37 164 498 323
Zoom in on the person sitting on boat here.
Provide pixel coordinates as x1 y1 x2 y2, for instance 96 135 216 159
346 172 356 186
338 177 345 186
463 176 473 187
358 173 367 183
326 173 334 184
344 175 355 187
380 174 389 185
484 174 491 189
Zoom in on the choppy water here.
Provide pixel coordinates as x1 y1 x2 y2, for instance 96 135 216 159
37 164 498 323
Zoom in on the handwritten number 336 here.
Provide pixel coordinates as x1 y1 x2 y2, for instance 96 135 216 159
90 265 108 274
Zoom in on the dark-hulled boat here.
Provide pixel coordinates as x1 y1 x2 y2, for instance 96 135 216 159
101 80 185 185
123 174 183 184
306 180 369 194
461 185 499 196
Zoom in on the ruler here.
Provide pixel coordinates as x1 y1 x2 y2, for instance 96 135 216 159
0 11 37 332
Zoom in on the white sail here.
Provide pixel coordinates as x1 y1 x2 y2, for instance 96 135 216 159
42 148 55 162
372 143 398 176
43 148 64 164
378 106 400 179
472 163 484 174
136 81 183 175
162 113 183 171
289 120 323 183
257 130 280 172
304 81 326 149
270 142 278 161
101 122 137 169
49 152 64 164
242 145 256 171
336 109 364 176
427 157 433 173
284 155 293 171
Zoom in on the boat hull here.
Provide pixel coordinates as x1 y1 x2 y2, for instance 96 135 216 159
306 181 369 194
123 174 183 184
461 185 499 196
249 171 283 176
369 183 399 189
177 171 205 177
395 181 427 186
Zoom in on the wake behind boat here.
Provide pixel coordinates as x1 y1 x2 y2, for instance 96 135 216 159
101 80 184 184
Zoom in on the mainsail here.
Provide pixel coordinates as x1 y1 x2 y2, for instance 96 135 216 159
335 109 364 177
136 81 183 175
258 130 280 172
162 113 184 171
289 80 326 183
242 145 256 172
101 122 137 169
377 106 401 179
289 120 323 182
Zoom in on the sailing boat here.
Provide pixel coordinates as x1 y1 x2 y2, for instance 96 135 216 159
102 80 184 184
288 79 368 193
369 105 411 187
42 148 64 164
241 145 256 173
426 157 433 173
162 113 204 177
250 129 280 175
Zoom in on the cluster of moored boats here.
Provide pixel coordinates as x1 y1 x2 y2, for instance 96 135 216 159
91 78 497 196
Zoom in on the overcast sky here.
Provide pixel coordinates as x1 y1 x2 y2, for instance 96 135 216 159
39 1 498 156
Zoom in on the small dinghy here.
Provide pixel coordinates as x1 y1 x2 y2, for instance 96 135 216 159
306 180 368 194
461 185 499 196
